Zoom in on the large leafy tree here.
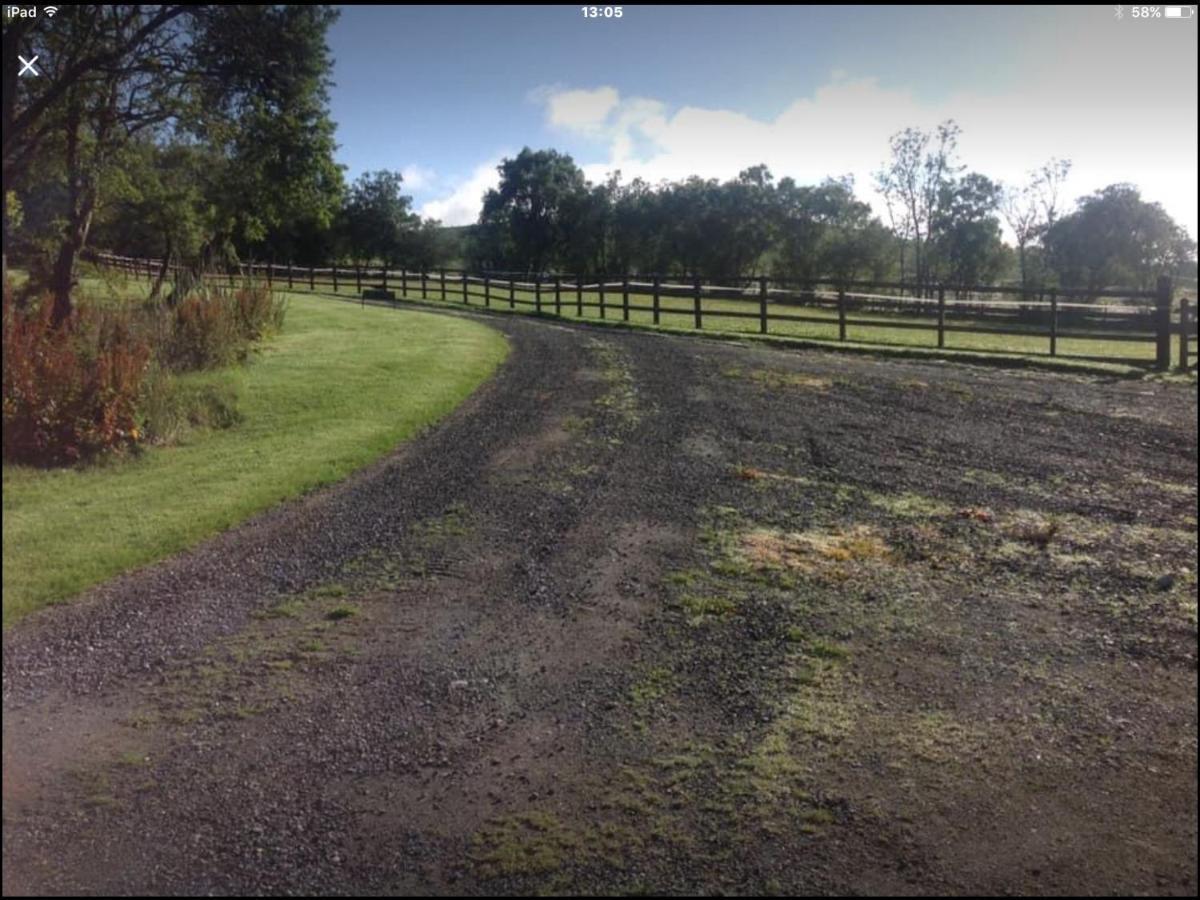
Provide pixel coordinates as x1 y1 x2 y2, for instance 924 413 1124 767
479 148 588 274
89 139 215 299
558 172 617 276
1042 184 1196 293
4 5 192 317
339 170 417 267
3 5 344 319
657 171 775 281
775 176 890 285
929 172 1006 288
191 5 344 263
609 177 669 275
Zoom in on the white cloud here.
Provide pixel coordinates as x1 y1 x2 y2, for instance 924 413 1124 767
540 77 1199 241
418 158 503 226
401 164 437 192
538 85 620 137
419 71 1197 238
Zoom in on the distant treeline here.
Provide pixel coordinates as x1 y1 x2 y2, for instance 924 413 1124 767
461 130 1196 295
6 3 1194 311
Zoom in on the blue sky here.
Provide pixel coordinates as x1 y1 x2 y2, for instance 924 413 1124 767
325 5 1198 237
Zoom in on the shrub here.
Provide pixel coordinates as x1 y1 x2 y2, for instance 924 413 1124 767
159 283 285 372
231 284 287 342
164 291 243 371
2 285 150 466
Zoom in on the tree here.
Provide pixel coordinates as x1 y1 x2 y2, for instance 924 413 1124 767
479 148 588 273
1042 184 1196 292
609 177 669 275
1001 158 1071 290
929 172 1006 289
89 139 214 299
723 165 777 279
558 173 616 275
339 170 416 267
874 166 914 285
774 176 887 286
189 5 345 267
876 120 964 291
3 5 344 319
2 5 190 291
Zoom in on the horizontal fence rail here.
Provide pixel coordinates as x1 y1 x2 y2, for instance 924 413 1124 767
86 251 1195 370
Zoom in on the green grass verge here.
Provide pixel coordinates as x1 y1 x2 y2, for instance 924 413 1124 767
2 293 509 625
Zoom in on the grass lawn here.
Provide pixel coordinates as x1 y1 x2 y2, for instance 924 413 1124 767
2 293 509 625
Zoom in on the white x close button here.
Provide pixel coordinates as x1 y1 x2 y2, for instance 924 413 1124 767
18 55 40 77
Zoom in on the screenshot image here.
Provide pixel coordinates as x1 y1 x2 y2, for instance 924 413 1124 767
2 4 1197 895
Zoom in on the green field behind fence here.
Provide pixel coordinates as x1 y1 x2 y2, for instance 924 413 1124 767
89 254 1198 369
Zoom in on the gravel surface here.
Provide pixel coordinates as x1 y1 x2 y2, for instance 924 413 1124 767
4 309 1197 895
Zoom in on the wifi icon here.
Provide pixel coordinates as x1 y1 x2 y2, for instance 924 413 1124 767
44 6 59 16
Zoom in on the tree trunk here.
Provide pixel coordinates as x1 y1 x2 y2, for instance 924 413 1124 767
51 95 85 325
149 236 173 302
50 192 95 326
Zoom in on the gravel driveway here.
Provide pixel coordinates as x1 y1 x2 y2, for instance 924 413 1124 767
4 309 1197 895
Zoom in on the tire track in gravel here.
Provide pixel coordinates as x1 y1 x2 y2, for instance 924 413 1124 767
4 309 1197 895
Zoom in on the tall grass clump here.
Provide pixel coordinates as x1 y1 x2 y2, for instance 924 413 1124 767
159 284 287 372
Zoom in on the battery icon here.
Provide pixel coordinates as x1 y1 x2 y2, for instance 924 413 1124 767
1165 6 1196 16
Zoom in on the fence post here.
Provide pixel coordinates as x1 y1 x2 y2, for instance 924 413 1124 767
509 276 515 309
308 264 314 291
462 271 468 305
554 275 562 316
577 274 584 317
440 268 446 301
1049 289 1058 357
622 277 630 322
599 276 606 319
402 268 407 298
484 274 491 307
653 276 661 325
1156 275 1173 370
267 262 274 289
421 269 427 300
1179 298 1191 372
288 261 294 290
356 265 362 294
535 275 542 314
759 275 768 335
838 288 847 341
694 276 702 330
332 264 338 293
383 266 389 292
937 285 945 348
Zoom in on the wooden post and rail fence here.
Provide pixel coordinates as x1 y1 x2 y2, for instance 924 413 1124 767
84 251 1199 371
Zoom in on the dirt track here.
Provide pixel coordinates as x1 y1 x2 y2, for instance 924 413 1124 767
3 310 1197 895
